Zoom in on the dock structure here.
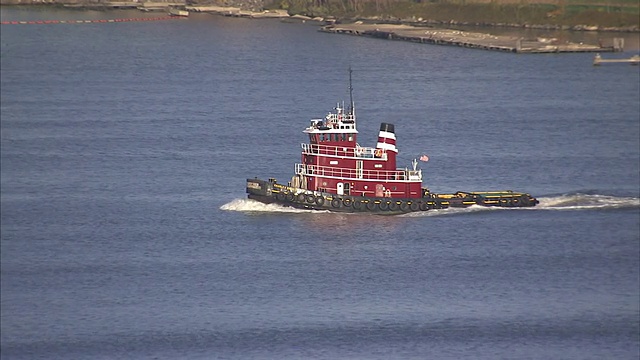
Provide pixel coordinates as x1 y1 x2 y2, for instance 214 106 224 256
593 53 640 65
320 23 620 54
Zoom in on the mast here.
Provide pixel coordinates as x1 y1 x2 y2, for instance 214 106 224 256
348 66 355 116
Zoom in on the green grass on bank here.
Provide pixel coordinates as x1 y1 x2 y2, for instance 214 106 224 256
272 0 639 27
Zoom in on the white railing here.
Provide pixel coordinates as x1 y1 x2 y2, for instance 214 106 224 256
295 163 421 182
326 112 355 123
301 143 386 160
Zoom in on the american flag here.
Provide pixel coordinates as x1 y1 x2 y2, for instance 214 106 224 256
419 155 429 162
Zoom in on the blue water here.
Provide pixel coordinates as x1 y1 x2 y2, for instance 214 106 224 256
1 8 639 359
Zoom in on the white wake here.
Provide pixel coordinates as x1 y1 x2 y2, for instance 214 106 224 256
221 194 639 215
535 193 640 211
220 198 316 213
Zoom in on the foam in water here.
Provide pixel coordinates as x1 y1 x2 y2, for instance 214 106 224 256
220 199 315 213
536 193 640 210
221 193 640 215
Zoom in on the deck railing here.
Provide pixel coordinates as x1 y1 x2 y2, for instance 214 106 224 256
295 163 421 182
301 143 386 160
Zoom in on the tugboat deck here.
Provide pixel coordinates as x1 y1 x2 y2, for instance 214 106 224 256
247 178 538 215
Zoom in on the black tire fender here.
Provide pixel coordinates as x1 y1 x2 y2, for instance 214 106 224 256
353 199 362 210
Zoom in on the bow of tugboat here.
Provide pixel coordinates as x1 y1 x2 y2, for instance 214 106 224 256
246 178 276 204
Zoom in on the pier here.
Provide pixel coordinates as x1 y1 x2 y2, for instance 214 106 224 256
320 23 621 54
593 53 640 65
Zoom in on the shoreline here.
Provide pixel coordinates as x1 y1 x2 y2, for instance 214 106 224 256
2 3 638 52
1 3 638 33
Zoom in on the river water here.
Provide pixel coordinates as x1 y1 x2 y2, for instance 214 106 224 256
1 7 639 360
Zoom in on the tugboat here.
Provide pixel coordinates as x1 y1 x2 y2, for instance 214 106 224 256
246 71 538 214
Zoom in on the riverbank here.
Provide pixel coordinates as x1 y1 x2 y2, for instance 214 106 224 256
334 2 640 32
184 4 640 33
3 5 634 53
2 1 639 33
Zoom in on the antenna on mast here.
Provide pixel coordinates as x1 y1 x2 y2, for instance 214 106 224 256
348 66 354 116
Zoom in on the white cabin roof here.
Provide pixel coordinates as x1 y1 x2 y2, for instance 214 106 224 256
303 104 358 134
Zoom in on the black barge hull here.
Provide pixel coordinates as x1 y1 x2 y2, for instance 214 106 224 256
247 178 539 215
